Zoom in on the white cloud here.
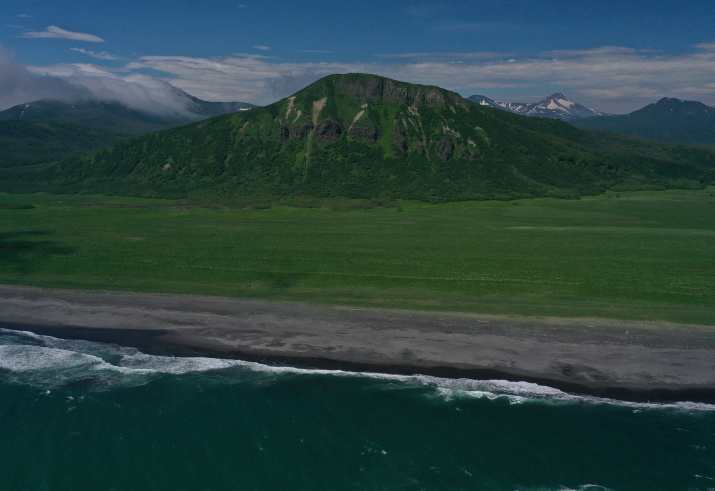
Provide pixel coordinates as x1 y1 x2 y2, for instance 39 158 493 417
377 52 505 60
375 51 512 62
695 41 715 51
21 25 104 43
253 45 271 51
70 48 116 60
4 40 715 114
0 46 198 117
119 43 715 111
539 46 648 57
124 54 360 104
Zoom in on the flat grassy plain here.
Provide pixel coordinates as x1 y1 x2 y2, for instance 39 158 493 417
1 188 713 324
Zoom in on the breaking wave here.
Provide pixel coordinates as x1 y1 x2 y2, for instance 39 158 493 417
1 328 713 412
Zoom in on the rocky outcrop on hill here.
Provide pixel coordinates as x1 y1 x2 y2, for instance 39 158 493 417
349 124 380 143
315 119 342 144
337 76 467 109
436 137 455 161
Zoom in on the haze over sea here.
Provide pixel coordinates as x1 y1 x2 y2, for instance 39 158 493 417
1 327 713 490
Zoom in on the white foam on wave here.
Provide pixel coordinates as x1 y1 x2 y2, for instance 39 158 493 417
2 328 715 411
0 328 360 390
515 485 613 491
0 345 107 372
421 375 715 412
435 387 528 405
0 344 144 388
0 327 138 357
119 352 247 375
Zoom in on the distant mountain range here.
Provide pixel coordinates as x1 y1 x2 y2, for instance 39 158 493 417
0 97 256 135
11 73 712 204
0 91 256 167
571 97 715 148
467 93 607 121
468 93 715 148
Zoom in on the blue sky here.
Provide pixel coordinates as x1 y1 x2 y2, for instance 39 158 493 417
1 0 714 113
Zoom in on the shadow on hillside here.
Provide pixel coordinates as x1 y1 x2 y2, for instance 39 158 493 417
0 230 75 274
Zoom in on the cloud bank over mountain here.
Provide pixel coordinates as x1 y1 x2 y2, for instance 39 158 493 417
0 46 197 117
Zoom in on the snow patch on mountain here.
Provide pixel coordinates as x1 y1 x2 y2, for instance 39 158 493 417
467 93 607 121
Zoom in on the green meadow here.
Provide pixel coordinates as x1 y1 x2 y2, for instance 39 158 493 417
1 188 713 325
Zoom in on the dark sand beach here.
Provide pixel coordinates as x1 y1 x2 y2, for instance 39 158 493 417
1 285 713 402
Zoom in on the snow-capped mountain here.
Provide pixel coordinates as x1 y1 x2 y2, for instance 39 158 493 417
466 94 498 108
467 93 606 121
524 93 607 120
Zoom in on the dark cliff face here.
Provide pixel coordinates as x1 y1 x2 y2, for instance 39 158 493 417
335 75 467 108
315 119 342 144
348 125 380 144
436 137 455 161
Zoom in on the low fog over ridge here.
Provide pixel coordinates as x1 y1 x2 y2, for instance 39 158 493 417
0 46 203 118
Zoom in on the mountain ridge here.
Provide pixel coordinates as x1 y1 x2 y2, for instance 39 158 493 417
0 90 257 167
0 95 257 135
11 73 713 203
467 93 607 121
572 97 715 147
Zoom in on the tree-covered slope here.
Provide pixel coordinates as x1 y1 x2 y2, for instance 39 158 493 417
572 98 715 148
0 98 257 135
0 100 187 135
0 96 257 169
0 119 128 168
21 74 715 202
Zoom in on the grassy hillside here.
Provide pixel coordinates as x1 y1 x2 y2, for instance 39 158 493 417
0 98 257 169
10 74 714 204
0 100 190 135
0 119 129 168
1 188 713 324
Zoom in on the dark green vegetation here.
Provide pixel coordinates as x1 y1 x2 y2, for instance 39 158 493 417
184 96 257 120
0 98 256 135
1 188 713 324
573 97 715 148
0 119 128 167
0 98 256 168
0 100 185 135
5 74 714 203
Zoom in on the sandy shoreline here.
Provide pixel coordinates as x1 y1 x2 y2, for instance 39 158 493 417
1 285 714 402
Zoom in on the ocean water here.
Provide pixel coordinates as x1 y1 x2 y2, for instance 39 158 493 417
1 328 714 490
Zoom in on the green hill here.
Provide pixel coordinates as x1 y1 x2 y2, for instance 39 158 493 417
0 96 257 169
572 98 715 148
0 98 257 135
0 100 186 135
11 74 715 203
0 119 128 168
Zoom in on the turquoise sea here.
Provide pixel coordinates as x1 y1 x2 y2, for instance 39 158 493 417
1 327 714 490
